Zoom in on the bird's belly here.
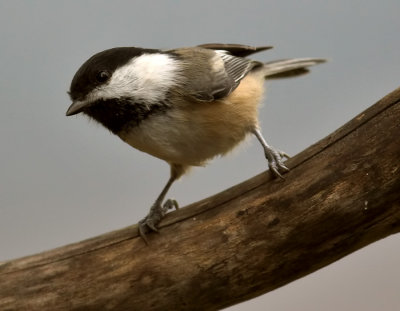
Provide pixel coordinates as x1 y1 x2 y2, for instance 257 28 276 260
119 112 249 166
119 73 263 166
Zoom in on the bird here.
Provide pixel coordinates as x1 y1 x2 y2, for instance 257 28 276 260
66 43 325 242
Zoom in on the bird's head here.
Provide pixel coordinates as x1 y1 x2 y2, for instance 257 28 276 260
66 47 163 116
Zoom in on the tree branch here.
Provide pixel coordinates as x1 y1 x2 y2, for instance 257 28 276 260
1 87 400 311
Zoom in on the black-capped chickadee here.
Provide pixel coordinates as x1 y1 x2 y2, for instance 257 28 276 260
66 43 325 242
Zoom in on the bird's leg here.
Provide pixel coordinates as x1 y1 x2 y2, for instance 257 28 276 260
252 128 290 179
138 175 179 243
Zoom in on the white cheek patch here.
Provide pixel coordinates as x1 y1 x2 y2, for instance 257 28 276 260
89 53 181 104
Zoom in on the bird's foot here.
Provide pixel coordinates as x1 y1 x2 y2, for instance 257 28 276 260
138 199 179 244
264 147 290 179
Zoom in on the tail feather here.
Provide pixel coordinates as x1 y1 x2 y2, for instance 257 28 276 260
262 58 326 79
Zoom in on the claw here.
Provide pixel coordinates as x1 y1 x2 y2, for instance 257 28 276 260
269 160 289 179
138 199 178 244
163 199 179 212
264 146 290 179
138 222 150 245
279 151 291 159
146 220 159 233
252 128 290 179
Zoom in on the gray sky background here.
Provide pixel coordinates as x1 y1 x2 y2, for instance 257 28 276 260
1 1 399 310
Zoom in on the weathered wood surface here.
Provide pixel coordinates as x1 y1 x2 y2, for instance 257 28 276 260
1 87 400 311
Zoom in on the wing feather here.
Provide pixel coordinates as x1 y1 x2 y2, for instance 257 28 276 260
170 46 261 102
263 58 327 78
198 43 273 57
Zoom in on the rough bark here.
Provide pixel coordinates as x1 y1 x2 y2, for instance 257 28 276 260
1 87 400 311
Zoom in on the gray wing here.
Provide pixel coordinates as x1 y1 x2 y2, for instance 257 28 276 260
173 47 261 101
198 43 273 57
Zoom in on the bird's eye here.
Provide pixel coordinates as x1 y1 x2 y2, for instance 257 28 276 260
96 70 110 83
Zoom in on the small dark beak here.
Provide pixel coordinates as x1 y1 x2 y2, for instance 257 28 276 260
66 100 88 116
